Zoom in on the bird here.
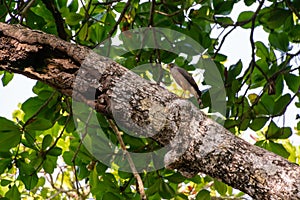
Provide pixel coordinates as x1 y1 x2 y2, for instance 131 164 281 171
167 63 202 107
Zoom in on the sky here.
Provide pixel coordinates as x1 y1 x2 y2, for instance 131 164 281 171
0 1 299 144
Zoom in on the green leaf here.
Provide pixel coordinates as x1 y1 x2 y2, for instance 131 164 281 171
62 151 74 165
96 162 108 174
26 118 53 131
191 6 213 20
25 9 46 30
237 11 254 29
43 156 57 173
145 179 160 196
65 13 83 26
159 181 175 199
37 90 54 100
42 134 53 150
89 167 100 194
248 93 258 105
32 81 54 95
249 117 269 131
267 125 292 140
1 71 14 86
196 189 211 200
56 0 68 9
284 73 300 93
31 3 54 22
0 5 8 22
165 172 186 183
0 159 12 174
215 17 233 26
18 160 36 175
257 140 290 158
227 60 242 82
22 97 45 120
273 94 291 115
22 131 37 150
0 117 22 152
240 118 251 131
78 23 88 41
118 170 132 179
20 173 39 190
266 120 280 139
5 185 20 200
277 127 292 139
48 147 62 156
269 32 289 51
113 2 126 13
288 25 300 42
259 94 275 114
36 177 46 188
102 192 121 200
214 179 227 195
213 0 235 15
1 179 11 186
104 11 116 32
68 0 79 12
259 8 291 29
255 41 269 60
244 0 256 6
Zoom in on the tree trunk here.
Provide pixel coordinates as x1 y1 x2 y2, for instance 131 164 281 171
0 22 300 199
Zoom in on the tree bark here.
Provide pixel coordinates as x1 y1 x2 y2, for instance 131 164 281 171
0 22 300 199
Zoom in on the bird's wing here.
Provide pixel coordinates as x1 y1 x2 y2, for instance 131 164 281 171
174 67 201 93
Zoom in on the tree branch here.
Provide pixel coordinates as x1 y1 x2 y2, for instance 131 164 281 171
1 22 300 199
41 0 68 40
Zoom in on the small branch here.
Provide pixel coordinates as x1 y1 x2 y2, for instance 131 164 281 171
3 0 18 23
108 0 131 37
271 89 299 117
213 0 265 58
107 119 147 200
213 26 236 58
285 0 300 19
20 0 36 16
93 0 122 6
155 9 183 17
41 0 68 40
46 112 71 154
22 91 57 130
72 0 95 40
148 0 155 27
71 110 93 196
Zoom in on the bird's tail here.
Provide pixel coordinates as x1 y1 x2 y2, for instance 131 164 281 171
196 96 202 108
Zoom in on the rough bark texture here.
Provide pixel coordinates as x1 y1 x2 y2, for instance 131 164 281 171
1 23 300 199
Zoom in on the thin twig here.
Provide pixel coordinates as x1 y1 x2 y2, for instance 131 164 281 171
41 0 68 40
107 119 147 200
20 0 36 16
271 91 299 117
213 0 265 58
285 0 300 19
108 0 131 37
22 91 57 130
148 0 155 27
213 26 236 58
93 0 121 6
71 110 93 196
155 9 183 17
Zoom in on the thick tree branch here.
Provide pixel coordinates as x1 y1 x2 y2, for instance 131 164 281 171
1 23 300 199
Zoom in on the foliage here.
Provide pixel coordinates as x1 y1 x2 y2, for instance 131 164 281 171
0 0 300 199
